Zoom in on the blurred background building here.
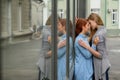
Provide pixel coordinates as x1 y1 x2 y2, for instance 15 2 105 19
1 0 31 40
87 0 120 36
0 0 120 80
0 0 120 43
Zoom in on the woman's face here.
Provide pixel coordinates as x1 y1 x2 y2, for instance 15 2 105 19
84 22 90 33
88 20 97 30
57 22 63 33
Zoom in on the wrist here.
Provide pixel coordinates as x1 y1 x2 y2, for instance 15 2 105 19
92 44 96 50
86 46 90 50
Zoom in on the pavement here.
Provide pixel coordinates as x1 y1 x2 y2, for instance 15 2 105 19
107 37 120 80
1 29 33 46
0 36 120 80
1 39 42 80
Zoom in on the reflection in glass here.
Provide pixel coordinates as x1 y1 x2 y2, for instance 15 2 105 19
57 19 74 80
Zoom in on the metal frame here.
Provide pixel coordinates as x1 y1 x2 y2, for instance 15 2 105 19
51 0 86 79
72 0 76 73
77 0 79 17
66 0 70 79
77 0 86 18
51 0 58 80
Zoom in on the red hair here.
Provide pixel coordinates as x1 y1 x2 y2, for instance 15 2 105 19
75 18 88 37
59 19 73 36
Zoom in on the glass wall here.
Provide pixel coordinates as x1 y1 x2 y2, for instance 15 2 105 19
51 0 75 80
0 0 79 80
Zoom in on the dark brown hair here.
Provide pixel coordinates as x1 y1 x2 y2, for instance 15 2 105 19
45 14 61 25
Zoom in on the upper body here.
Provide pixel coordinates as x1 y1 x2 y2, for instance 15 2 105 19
42 25 51 58
74 18 98 80
57 19 73 80
74 34 94 80
77 13 111 80
87 13 111 75
87 13 111 79
57 34 73 80
92 26 111 75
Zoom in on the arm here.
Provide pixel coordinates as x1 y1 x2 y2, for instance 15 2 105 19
48 36 51 43
87 44 102 58
42 29 52 57
57 47 66 58
47 50 52 56
57 37 72 59
57 39 66 48
76 42 92 59
78 38 102 59
95 31 106 57
46 39 66 58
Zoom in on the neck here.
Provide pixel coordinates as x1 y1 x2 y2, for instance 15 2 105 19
97 25 101 29
80 30 86 35
63 30 66 34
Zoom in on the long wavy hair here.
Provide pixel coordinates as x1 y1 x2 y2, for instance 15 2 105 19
45 14 61 25
87 13 103 42
87 13 104 26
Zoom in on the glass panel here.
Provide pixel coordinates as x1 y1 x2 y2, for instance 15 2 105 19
57 0 74 80
35 0 52 80
57 0 67 80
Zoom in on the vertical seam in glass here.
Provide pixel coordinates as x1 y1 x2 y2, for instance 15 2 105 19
51 0 58 80
66 0 70 80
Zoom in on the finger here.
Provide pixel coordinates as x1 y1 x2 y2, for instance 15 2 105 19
78 40 83 44
96 36 99 40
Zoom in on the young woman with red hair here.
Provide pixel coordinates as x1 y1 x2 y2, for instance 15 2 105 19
74 18 99 80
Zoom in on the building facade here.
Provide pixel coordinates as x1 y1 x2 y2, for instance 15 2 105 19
1 0 31 40
1 0 120 40
87 0 120 36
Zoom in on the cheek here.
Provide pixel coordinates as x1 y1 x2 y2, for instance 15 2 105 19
91 23 96 28
91 22 94 26
88 26 90 30
93 22 96 26
90 26 95 30
58 26 61 31
59 27 63 32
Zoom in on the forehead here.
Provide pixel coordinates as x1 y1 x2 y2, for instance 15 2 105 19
88 19 93 22
88 19 96 23
88 20 96 24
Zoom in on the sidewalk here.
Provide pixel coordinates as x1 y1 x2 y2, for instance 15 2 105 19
1 29 33 46
13 29 32 37
1 29 32 38
107 29 120 37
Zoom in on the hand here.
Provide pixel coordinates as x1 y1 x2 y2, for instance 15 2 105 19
58 40 66 48
75 17 79 24
47 50 52 57
78 39 89 49
93 36 99 45
48 36 51 43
